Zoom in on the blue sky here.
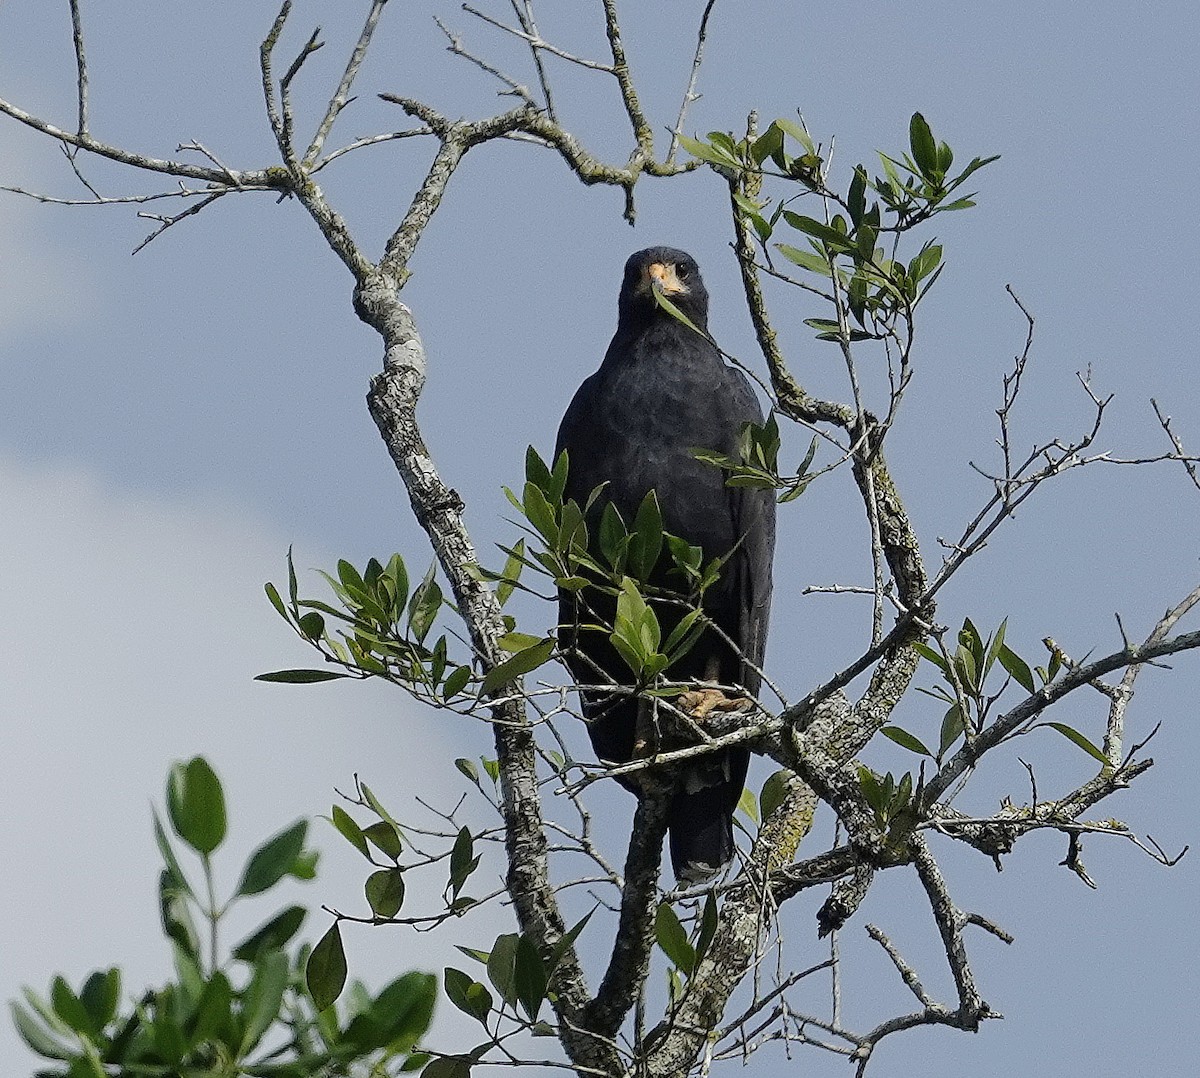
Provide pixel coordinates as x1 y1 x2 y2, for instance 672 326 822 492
2 2 1198 1075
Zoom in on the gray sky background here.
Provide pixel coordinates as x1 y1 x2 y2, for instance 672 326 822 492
2 2 1198 1075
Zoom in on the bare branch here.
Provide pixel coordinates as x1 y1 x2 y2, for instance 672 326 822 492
260 1 293 161
510 0 557 119
304 0 389 167
0 90 277 188
866 923 933 1006
667 0 720 163
132 189 228 255
463 5 615 72
435 16 537 106
68 0 88 137
1105 583 1200 763
1152 397 1200 493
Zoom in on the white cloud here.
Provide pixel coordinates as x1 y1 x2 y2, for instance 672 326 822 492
0 457 504 1071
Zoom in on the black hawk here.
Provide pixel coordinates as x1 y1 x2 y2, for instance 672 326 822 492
555 246 776 883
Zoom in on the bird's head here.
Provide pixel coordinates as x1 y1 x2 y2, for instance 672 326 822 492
617 246 710 329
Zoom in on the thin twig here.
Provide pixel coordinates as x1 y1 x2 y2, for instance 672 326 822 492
667 0 719 163
304 0 388 167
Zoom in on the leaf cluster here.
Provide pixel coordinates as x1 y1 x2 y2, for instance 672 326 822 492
260 549 473 705
691 413 818 503
496 447 724 684
887 618 1110 766
13 758 436 1078
684 114 998 344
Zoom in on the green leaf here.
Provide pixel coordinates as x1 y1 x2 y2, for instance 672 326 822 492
759 769 791 820
264 580 288 619
652 287 709 340
287 546 298 606
79 969 120 1031
781 210 853 251
998 643 1036 693
448 827 478 897
423 1057 473 1078
495 539 526 607
1045 722 1110 765
598 501 628 569
776 243 831 275
613 577 661 669
960 618 985 667
384 553 410 617
909 112 938 177
237 820 308 896
255 667 350 683
457 946 491 966
443 968 493 1027
774 116 814 152
153 809 194 898
737 786 760 824
442 665 472 700
167 756 226 855
240 950 289 1055
298 610 325 641
628 492 667 581
291 848 319 881
912 641 948 674
366 868 406 917
655 903 696 974
952 643 977 693
525 444 552 493
549 907 596 974
847 165 867 225
455 757 481 784
750 122 783 165
939 704 965 759
50 976 95 1036
307 922 348 1012
407 564 444 643
664 608 704 660
231 905 307 962
984 617 1008 678
159 868 201 960
479 637 555 697
486 933 519 1007
360 782 401 831
337 557 366 596
191 970 233 1047
497 631 543 653
331 805 370 858
360 971 437 1054
364 820 403 859
548 449 570 504
857 765 886 814
558 498 588 553
677 131 740 167
10 1001 72 1061
522 481 558 543
881 726 933 757
514 934 547 1021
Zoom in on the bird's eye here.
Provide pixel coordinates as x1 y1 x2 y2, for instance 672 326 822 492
675 263 690 279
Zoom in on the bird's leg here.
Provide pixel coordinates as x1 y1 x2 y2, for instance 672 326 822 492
677 656 752 720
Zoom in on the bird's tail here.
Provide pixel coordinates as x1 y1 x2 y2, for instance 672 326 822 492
668 780 736 885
